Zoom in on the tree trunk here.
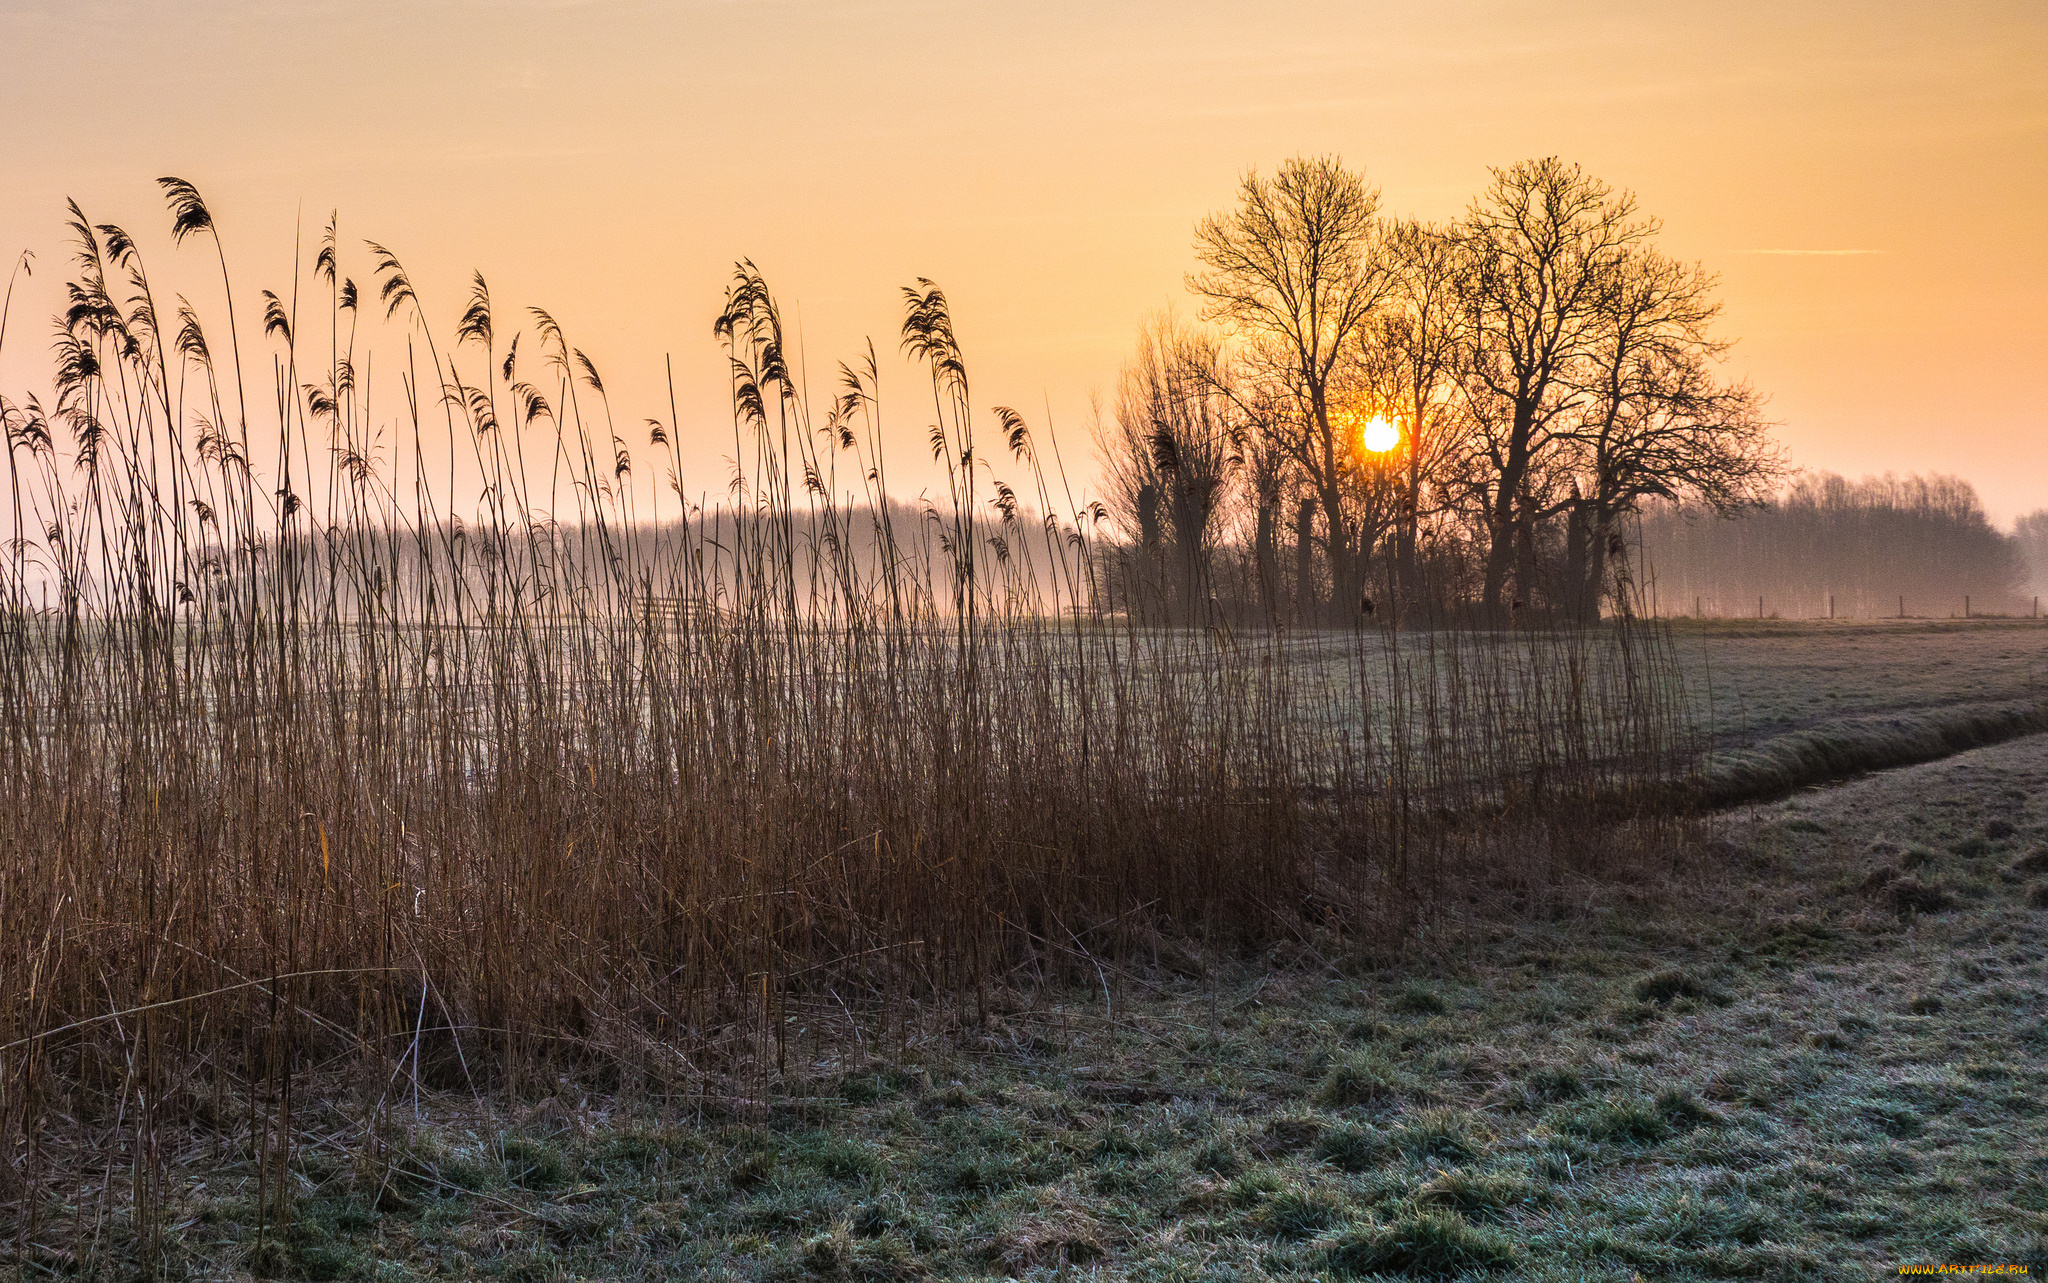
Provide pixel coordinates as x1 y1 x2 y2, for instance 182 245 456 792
1396 464 1420 626
1321 492 1352 628
1564 504 1593 625
1169 486 1201 624
1136 484 1161 624
1294 500 1317 625
1589 506 1616 620
1514 501 1539 622
1482 511 1513 623
1255 501 1277 624
1396 523 1417 626
1482 411 1536 623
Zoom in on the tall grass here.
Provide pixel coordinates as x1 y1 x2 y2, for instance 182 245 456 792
0 184 1689 1249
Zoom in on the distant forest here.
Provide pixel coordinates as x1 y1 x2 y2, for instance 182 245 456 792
1637 473 2043 620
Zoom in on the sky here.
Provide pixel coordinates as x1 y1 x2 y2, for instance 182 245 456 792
0 0 2042 522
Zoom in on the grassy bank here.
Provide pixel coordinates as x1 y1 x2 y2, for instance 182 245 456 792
1700 698 2048 804
1661 616 2048 804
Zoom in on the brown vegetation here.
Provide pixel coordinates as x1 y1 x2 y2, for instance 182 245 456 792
0 180 1695 1264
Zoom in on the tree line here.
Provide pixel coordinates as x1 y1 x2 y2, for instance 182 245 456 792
1638 474 2037 620
2017 509 2048 602
1092 154 1782 627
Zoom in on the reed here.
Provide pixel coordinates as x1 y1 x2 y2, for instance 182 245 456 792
0 184 1691 1262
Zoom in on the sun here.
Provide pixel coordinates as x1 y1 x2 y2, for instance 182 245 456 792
1361 413 1400 453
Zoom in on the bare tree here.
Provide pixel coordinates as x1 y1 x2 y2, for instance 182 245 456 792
1146 154 1786 627
1094 314 1238 622
1189 155 1393 621
1358 220 1464 620
1551 245 1784 620
1456 158 1652 620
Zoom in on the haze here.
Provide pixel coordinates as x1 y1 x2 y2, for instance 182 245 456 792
1 0 2041 520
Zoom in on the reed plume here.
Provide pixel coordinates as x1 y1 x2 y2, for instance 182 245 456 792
0 186 1691 1268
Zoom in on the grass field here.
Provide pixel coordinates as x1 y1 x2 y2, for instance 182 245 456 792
1675 618 2048 749
1670 620 2048 806
17 625 2045 1281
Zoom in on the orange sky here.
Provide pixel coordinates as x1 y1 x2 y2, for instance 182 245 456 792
1 0 2042 522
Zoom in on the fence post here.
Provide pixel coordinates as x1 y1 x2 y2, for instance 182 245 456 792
1965 595 1970 619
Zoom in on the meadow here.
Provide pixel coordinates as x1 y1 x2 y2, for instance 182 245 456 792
1676 619 2048 803
1676 618 2047 745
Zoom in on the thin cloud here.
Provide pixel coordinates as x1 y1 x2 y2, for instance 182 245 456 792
1742 249 1888 256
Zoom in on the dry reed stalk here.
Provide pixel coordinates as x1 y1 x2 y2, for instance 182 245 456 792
0 185 1693 1269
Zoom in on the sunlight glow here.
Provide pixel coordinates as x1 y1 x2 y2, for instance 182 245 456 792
1362 414 1401 453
